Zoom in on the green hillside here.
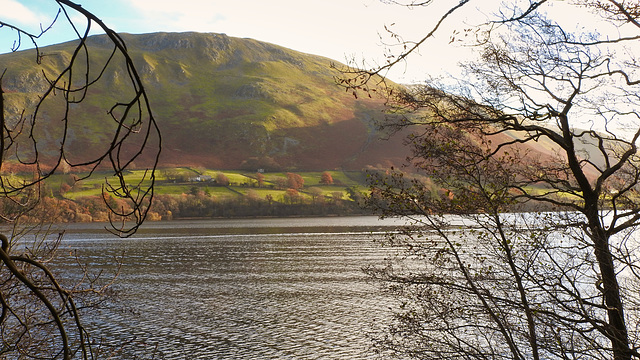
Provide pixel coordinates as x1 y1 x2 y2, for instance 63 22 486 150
0 32 409 171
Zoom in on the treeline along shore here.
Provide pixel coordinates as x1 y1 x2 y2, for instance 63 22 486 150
14 168 375 223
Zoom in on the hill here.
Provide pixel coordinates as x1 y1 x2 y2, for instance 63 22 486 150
0 32 409 171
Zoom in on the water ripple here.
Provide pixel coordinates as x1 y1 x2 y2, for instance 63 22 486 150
55 221 396 359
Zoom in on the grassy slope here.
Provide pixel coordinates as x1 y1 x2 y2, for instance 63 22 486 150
0 32 410 172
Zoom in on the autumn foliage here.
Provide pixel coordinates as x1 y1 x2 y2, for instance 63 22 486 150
320 171 334 185
286 173 304 190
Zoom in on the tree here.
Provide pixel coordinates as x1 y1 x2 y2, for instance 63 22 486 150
309 187 325 204
255 172 265 187
287 172 304 190
274 176 288 190
320 171 334 185
245 189 262 205
216 172 230 186
330 191 343 204
345 185 365 205
348 1 640 359
0 1 160 358
282 188 301 204
163 169 187 183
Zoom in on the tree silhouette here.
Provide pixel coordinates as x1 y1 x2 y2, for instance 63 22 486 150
349 1 640 359
0 1 160 358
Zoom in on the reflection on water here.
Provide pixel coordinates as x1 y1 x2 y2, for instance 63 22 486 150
53 217 399 359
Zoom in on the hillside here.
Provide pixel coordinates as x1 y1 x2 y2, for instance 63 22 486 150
0 32 410 171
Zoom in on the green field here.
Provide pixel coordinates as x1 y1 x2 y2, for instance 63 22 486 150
51 169 367 202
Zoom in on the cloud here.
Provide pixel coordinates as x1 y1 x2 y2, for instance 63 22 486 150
123 0 388 56
0 0 41 26
113 0 473 82
127 0 231 31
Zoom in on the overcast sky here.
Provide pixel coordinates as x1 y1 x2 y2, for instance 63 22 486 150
0 0 483 83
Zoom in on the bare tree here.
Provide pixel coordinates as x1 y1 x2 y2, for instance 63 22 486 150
0 0 160 358
352 1 640 359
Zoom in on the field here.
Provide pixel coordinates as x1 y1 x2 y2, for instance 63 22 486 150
49 168 368 203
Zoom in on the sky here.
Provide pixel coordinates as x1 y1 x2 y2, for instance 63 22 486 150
0 0 479 83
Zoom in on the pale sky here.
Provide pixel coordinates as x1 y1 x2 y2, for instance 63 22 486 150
0 0 479 83
0 1 626 84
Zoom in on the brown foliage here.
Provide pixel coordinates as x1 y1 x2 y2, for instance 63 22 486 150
215 172 230 186
255 172 265 187
286 173 304 190
320 171 334 185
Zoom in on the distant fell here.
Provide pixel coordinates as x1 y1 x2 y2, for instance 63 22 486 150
0 32 409 171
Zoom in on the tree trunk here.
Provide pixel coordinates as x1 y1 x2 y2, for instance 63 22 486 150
568 132 631 359
587 205 631 360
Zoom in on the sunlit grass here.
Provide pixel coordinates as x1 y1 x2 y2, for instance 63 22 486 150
48 168 367 202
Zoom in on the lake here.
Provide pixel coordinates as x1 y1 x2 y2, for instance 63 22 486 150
51 216 405 359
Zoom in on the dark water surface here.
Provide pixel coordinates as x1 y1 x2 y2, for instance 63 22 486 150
54 217 403 359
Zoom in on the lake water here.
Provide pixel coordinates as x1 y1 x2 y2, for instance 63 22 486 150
52 216 405 359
